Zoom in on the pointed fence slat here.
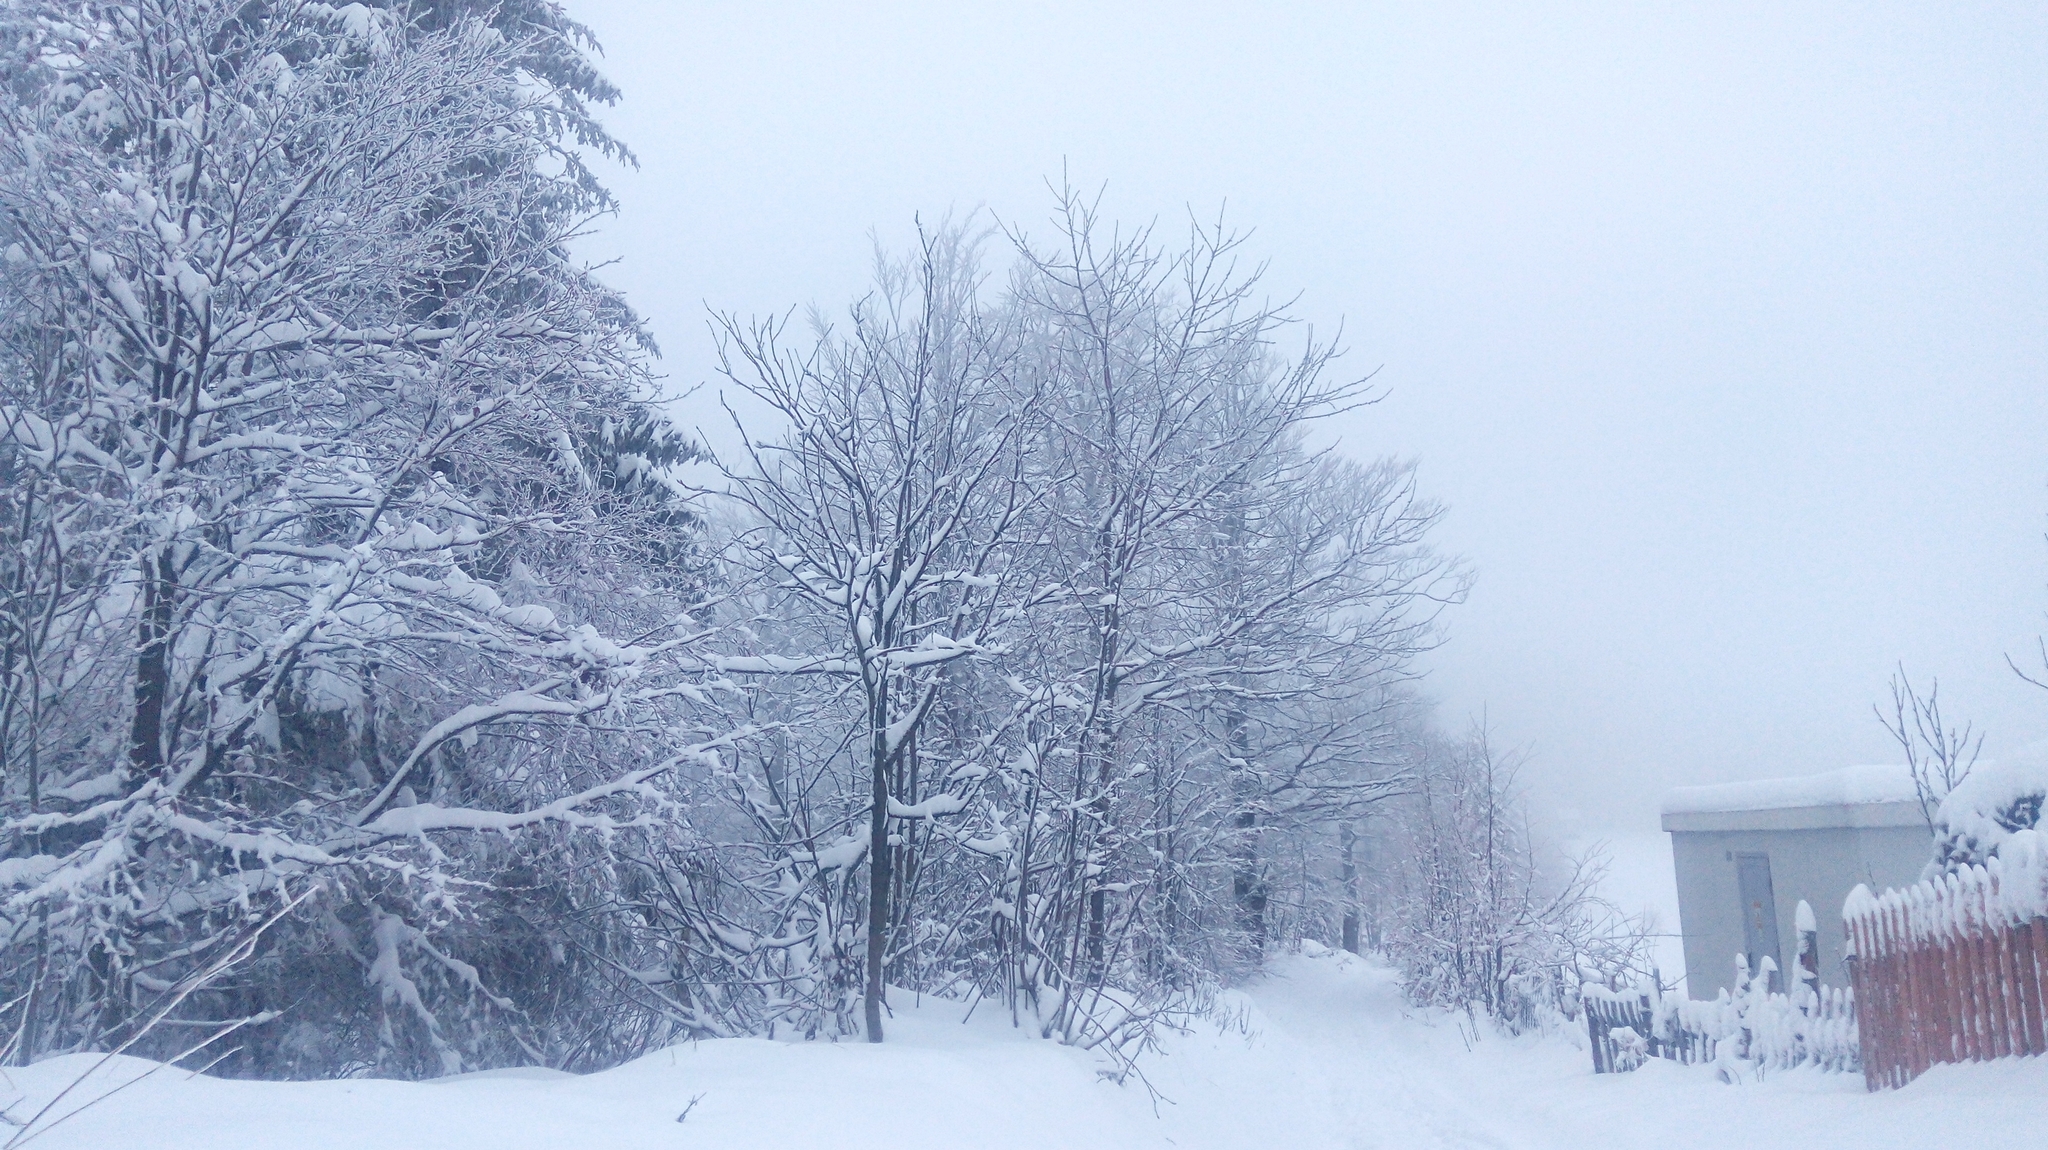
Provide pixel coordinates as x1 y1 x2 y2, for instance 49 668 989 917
1842 830 2048 1090
2018 918 2047 1055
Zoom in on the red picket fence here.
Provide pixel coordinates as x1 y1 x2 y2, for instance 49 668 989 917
1843 848 2048 1091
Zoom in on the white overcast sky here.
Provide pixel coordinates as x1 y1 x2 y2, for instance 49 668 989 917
571 1 2048 831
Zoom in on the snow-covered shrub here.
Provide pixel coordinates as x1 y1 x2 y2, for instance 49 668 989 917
1927 749 2048 875
1377 729 1651 1032
1585 949 1858 1082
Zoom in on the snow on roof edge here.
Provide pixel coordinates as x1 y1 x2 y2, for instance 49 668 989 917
1661 764 1920 816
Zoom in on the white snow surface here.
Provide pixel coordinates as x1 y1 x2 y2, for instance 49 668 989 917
4 950 2042 1149
1662 764 1919 815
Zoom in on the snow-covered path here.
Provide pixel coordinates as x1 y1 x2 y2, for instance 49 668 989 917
1246 948 2045 1150
1254 952 1544 1149
3 950 2041 1149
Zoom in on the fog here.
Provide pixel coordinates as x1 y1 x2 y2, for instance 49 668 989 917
571 1 2047 832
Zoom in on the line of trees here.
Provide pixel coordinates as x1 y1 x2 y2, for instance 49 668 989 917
0 0 1640 1079
688 203 1462 1049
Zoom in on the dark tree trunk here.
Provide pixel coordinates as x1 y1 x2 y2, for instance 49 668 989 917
865 674 891 1042
1226 707 1266 962
1081 588 1121 982
887 730 918 986
128 552 174 775
1231 807 1267 958
1341 821 1361 954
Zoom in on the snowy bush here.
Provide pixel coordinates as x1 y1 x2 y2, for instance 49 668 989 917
1375 728 1652 1032
1926 749 2048 875
1584 916 1859 1083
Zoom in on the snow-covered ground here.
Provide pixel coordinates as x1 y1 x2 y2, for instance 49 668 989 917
4 949 2040 1149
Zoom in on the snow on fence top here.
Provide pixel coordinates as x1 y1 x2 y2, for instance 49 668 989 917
1842 829 2048 953
1662 764 1918 817
1579 918 1860 1079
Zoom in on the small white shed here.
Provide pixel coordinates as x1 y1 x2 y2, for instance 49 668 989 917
1662 766 1933 999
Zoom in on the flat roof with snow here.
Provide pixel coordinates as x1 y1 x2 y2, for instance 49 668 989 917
1661 765 1922 832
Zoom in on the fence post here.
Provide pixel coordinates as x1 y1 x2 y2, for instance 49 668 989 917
1796 901 1819 1002
1587 994 1607 1074
1881 897 1905 1086
1639 980 1660 1061
2020 919 2047 1056
1847 908 1878 1092
1892 888 1925 1080
1990 866 2020 1059
2023 916 2039 1055
1943 879 1972 1066
1999 921 2024 1056
1977 870 2011 1060
1964 873 1991 1062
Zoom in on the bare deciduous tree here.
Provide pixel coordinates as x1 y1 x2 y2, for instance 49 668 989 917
1876 666 1982 837
708 225 1037 1041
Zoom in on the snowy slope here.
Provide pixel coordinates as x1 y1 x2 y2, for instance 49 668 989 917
1586 830 1689 994
0 990 1327 1150
5 950 2041 1149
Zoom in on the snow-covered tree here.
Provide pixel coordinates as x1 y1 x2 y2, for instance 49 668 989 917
969 191 1458 1036
0 0 729 1075
695 225 1036 1042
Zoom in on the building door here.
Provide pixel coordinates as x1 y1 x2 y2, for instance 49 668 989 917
1734 852 1782 992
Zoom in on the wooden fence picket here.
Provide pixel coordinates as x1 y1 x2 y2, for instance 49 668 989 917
2021 919 2048 1055
1912 902 1936 1077
1991 870 2019 1058
1841 841 2048 1090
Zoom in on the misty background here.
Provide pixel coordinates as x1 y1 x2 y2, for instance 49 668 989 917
572 0 2048 833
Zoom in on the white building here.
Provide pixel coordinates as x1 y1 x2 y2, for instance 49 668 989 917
1661 766 1932 998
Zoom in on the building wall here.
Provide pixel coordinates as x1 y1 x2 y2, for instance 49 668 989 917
1668 823 1930 997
